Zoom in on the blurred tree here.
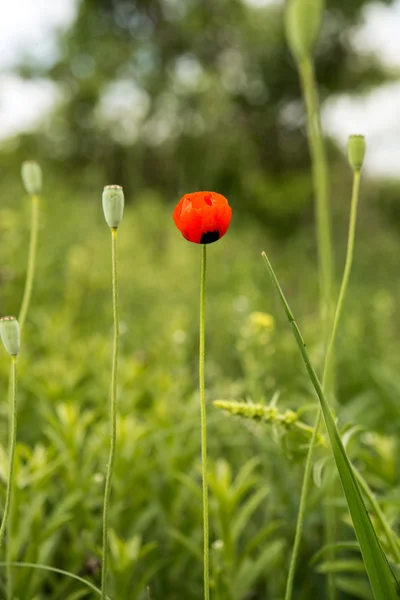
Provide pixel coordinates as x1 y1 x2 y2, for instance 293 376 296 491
12 0 396 225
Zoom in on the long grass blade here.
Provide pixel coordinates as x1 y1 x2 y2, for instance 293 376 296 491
261 250 398 600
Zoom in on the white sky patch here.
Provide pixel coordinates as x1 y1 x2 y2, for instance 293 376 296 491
323 82 400 176
353 1 400 67
242 0 282 7
0 0 77 69
0 75 61 138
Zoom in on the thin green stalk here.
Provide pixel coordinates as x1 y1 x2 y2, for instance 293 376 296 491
199 244 210 600
285 409 322 600
285 169 361 600
0 357 17 551
7 190 41 599
18 194 40 332
297 54 336 599
262 250 397 600
0 561 112 599
298 57 334 349
101 228 119 600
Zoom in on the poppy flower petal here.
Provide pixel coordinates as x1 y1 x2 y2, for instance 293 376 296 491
173 191 232 245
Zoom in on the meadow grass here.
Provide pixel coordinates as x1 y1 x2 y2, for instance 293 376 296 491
0 178 398 598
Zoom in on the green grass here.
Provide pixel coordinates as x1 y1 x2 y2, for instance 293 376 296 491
0 180 399 598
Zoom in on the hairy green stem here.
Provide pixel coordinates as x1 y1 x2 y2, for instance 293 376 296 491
298 57 334 348
6 194 40 598
0 357 17 551
284 169 361 600
287 53 335 600
199 244 210 600
101 228 119 600
0 561 112 599
18 195 40 332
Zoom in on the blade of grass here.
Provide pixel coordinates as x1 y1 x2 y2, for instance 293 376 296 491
261 250 398 600
0 562 111 599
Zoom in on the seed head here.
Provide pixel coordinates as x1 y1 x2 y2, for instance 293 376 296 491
102 185 125 229
0 317 20 356
347 135 366 172
285 0 324 61
21 161 42 196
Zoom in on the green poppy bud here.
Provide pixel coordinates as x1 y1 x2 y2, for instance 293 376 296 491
21 161 42 196
285 0 324 61
0 317 20 356
347 135 366 172
102 185 124 229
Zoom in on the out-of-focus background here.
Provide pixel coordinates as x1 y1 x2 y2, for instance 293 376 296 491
1 1 400 599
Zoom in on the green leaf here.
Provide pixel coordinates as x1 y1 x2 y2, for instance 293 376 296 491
262 251 398 600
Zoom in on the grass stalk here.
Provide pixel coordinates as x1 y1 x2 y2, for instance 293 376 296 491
0 562 111 599
262 250 397 600
101 228 119 600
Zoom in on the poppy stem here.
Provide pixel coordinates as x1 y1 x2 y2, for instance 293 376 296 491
284 167 361 600
101 227 119 600
0 356 17 551
18 194 40 333
199 243 210 600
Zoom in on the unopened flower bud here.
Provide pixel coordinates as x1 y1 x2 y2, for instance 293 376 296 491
285 0 324 61
347 135 366 172
0 317 20 356
102 185 124 228
21 161 42 196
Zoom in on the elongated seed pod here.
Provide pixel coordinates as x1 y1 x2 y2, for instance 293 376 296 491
21 161 42 196
102 185 125 228
0 317 20 356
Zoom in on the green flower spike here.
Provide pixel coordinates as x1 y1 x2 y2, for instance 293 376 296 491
0 317 20 357
102 185 125 229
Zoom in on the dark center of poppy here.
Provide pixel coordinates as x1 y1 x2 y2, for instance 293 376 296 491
204 194 213 206
201 230 220 244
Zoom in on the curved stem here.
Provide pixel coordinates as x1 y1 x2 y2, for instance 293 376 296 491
199 244 210 600
0 357 17 549
0 561 111 599
18 194 40 332
284 170 361 600
101 228 119 600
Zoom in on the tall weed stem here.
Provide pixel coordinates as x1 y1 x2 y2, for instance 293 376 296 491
0 357 17 549
101 228 119 600
285 169 361 600
18 195 40 332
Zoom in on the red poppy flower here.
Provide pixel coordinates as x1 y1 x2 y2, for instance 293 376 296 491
173 191 232 244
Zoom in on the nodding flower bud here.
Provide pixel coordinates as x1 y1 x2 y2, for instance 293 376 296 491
102 185 124 229
285 0 324 61
0 317 20 356
21 161 42 196
347 135 366 172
